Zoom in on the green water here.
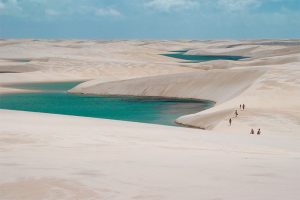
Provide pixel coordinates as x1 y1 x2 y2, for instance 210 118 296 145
161 50 246 63
0 82 214 126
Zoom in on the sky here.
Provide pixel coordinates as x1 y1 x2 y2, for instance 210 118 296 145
0 0 299 39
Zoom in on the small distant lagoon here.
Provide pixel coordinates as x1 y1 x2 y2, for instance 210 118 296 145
0 82 214 126
161 50 246 63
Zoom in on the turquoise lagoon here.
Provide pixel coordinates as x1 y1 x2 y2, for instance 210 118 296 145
0 82 214 126
161 50 246 62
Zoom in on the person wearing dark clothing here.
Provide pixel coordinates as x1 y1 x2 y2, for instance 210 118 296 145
229 118 232 126
242 104 245 110
250 129 254 134
240 104 242 110
257 128 261 135
235 110 238 117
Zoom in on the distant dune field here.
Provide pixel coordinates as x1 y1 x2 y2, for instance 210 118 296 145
0 39 300 200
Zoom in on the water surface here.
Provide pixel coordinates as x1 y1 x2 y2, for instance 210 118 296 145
0 82 214 126
161 50 246 63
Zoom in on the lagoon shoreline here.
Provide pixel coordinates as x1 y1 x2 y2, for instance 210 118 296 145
0 81 214 127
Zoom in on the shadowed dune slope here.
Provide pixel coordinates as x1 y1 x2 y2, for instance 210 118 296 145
0 64 38 73
70 68 265 104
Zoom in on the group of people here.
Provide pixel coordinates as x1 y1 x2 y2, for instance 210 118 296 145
250 128 261 135
228 104 245 126
240 104 245 111
228 104 262 135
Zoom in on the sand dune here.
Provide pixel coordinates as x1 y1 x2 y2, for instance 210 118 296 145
1 109 299 200
70 68 265 103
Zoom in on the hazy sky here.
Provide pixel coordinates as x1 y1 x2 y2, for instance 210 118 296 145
0 0 299 39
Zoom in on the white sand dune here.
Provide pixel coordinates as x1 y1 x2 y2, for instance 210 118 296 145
69 68 265 103
0 39 300 199
1 109 299 200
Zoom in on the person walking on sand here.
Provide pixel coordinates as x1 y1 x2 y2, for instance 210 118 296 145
240 104 242 110
235 110 238 117
250 128 254 134
229 118 232 126
257 128 261 135
242 104 245 110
